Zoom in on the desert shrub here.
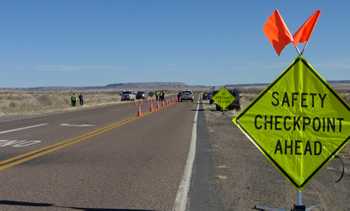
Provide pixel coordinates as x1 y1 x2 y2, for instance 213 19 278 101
36 95 53 106
339 93 350 105
9 102 16 108
6 94 29 101
345 95 350 105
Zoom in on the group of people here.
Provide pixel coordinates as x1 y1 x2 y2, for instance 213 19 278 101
71 93 84 107
155 90 165 101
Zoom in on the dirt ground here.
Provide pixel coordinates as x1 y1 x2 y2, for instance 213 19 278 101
201 92 350 211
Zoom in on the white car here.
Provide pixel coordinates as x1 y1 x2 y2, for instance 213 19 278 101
121 91 136 101
180 90 194 102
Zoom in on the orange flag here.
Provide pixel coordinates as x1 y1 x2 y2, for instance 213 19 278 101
293 10 321 46
263 10 294 56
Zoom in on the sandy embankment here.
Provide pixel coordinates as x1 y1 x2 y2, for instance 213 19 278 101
0 91 124 118
0 90 177 121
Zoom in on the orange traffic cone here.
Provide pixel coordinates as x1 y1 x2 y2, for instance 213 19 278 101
149 101 154 112
137 103 144 117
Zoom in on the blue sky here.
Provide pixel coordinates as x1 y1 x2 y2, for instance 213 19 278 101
1 0 349 87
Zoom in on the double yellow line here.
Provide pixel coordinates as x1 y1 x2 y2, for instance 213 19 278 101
0 112 151 171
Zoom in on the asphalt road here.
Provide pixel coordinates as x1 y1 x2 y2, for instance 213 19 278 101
0 99 196 211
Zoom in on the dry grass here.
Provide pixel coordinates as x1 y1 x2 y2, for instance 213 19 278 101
0 91 121 116
341 92 350 105
0 90 178 117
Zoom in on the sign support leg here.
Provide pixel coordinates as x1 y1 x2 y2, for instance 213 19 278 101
296 191 302 205
292 191 320 211
292 191 305 211
253 190 319 211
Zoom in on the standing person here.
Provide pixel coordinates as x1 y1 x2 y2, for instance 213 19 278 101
71 93 77 107
161 90 165 101
155 91 159 101
79 93 84 106
177 91 182 102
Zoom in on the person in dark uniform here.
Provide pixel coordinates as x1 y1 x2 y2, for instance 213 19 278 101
177 91 182 102
78 93 84 106
161 90 165 101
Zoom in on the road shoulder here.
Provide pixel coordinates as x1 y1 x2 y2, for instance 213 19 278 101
187 102 224 211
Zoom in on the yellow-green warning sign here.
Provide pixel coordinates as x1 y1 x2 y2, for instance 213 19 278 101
233 57 350 189
212 87 235 110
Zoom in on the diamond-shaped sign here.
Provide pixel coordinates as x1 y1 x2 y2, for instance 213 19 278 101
233 57 350 189
212 87 236 110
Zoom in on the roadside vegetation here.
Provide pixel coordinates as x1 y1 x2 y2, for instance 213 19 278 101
0 90 177 117
0 91 121 116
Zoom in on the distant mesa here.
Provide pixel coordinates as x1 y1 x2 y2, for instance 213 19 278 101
105 82 187 89
1 80 349 91
1 82 198 91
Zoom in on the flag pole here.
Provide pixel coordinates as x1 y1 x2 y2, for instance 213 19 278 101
300 42 309 55
294 46 301 55
295 10 320 56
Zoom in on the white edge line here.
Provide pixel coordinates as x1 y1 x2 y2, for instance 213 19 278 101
172 100 200 211
0 123 48 135
60 123 95 127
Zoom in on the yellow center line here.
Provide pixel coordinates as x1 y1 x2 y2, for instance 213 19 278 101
0 112 150 171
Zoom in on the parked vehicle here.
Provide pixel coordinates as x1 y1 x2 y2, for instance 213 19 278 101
180 90 194 102
121 91 136 101
136 91 146 100
202 92 209 100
